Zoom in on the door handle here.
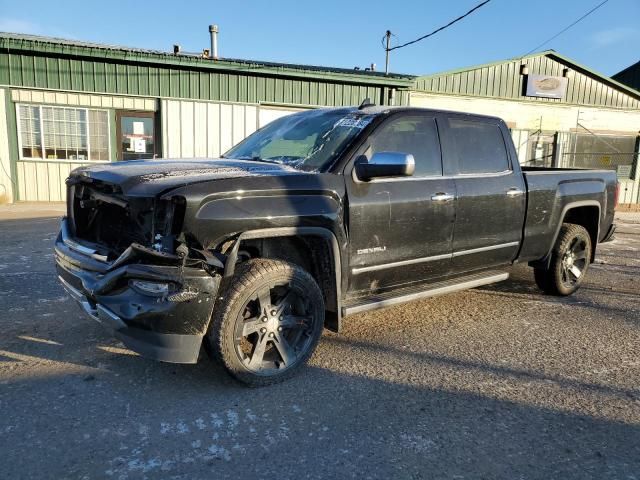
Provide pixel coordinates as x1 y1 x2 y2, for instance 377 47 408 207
431 192 455 202
506 188 524 197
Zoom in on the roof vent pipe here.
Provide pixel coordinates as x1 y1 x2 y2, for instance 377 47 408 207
209 24 219 59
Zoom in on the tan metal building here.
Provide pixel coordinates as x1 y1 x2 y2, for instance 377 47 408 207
409 51 640 205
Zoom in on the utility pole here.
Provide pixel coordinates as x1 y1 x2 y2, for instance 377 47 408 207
384 30 391 75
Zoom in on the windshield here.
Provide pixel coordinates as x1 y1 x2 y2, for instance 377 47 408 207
224 109 375 171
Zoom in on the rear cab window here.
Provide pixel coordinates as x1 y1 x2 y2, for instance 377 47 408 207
442 117 510 175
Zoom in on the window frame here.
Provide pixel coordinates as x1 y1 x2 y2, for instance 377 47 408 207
440 115 513 177
16 103 111 163
351 111 445 183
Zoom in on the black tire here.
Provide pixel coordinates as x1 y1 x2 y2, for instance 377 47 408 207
207 259 324 386
533 223 591 296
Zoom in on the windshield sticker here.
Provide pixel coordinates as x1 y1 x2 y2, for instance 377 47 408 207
335 117 372 129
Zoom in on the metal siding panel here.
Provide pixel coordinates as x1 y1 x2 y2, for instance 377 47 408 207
209 74 218 101
147 65 155 96
199 72 208 100
114 63 125 94
45 58 60 89
178 70 188 99
309 81 319 104
34 57 49 88
247 75 257 103
232 104 245 145
34 163 48 201
245 105 258 137
167 68 177 97
180 100 194 157
137 65 148 96
188 71 197 99
46 163 61 202
544 57 555 76
219 103 233 152
486 67 495 96
23 162 37 201
93 61 106 92
81 60 93 92
194 101 207 157
303 80 312 105
603 86 614 107
282 79 292 104
295 80 304 105
9 54 21 86
505 62 515 98
595 82 603 105
0 53 9 85
326 83 335 106
167 100 182 157
265 77 275 103
579 73 589 104
586 77 596 104
206 102 220 157
103 63 115 93
18 162 38 202
219 73 229 102
472 70 481 96
465 71 473 95
237 75 248 103
566 72 577 103
17 162 27 201
0 89 13 202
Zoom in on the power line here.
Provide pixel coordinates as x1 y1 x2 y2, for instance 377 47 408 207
523 0 610 56
386 0 492 52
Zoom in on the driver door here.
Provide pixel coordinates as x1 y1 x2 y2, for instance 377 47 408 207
345 112 456 295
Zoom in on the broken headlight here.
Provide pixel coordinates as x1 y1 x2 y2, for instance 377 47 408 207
129 280 170 297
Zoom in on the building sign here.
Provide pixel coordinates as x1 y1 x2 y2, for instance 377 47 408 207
617 165 632 179
525 75 568 99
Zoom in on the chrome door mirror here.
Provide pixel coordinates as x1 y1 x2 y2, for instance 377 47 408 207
354 152 415 181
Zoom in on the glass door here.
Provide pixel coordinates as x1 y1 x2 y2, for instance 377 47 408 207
116 111 157 161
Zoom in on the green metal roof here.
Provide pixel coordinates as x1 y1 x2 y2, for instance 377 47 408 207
0 32 415 88
415 50 640 109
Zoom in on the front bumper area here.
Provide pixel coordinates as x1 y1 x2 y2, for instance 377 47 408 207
55 223 220 364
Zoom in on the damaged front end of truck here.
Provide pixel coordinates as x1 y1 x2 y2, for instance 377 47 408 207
55 175 223 363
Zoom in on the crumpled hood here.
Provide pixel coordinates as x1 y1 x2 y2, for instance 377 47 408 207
69 158 307 196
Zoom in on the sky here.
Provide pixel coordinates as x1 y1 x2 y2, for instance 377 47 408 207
0 0 638 77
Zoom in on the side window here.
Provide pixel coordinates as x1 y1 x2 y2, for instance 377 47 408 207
370 115 442 177
447 118 509 174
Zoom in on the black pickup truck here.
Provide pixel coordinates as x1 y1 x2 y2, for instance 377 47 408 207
55 105 618 385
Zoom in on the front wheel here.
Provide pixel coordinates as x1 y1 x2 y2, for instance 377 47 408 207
207 259 325 386
534 223 591 296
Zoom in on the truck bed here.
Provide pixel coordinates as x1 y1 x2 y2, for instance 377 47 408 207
517 167 618 263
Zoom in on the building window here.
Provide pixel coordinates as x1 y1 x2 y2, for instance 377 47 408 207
17 105 110 161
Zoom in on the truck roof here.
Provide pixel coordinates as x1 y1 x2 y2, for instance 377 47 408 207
330 105 506 124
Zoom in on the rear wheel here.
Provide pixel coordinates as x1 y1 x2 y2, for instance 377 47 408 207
534 223 591 296
207 259 324 386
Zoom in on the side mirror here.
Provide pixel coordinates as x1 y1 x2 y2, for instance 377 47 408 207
354 152 415 181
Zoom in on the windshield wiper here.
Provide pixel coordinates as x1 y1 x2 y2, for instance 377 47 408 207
234 155 281 165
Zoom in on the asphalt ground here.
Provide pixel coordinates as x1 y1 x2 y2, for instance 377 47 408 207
0 209 638 479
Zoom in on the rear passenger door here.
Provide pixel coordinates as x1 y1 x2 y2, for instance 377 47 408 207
440 115 525 273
